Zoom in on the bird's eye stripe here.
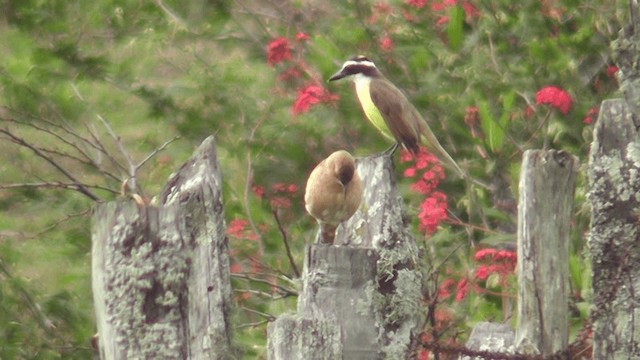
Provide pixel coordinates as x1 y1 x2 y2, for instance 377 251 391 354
341 63 377 77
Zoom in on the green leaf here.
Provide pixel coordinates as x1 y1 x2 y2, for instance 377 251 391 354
499 91 515 128
478 100 505 153
447 5 464 51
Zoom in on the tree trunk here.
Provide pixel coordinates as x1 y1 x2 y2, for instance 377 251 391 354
268 153 423 359
515 150 577 356
92 136 235 359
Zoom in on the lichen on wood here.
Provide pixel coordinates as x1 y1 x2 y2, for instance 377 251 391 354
92 136 235 359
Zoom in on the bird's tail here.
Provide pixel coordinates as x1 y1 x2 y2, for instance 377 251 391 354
417 120 466 179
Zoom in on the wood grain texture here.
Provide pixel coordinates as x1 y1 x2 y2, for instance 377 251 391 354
92 136 234 359
516 150 577 356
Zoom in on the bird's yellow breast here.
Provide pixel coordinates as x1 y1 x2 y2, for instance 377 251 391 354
354 76 394 141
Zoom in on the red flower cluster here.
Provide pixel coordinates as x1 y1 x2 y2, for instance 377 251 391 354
418 192 448 234
291 84 339 116
269 182 299 209
406 0 427 8
535 86 573 114
378 35 395 52
401 147 448 235
226 219 259 241
431 0 480 25
266 37 291 66
473 247 517 281
295 32 310 42
266 33 339 116
583 106 598 125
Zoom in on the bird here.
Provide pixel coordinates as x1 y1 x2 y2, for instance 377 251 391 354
304 150 364 245
328 55 465 178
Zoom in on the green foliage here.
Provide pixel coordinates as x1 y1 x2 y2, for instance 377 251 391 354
0 0 628 357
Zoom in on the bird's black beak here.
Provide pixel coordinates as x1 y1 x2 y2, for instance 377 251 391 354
328 70 346 82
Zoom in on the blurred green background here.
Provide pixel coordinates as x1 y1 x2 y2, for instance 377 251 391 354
0 0 624 358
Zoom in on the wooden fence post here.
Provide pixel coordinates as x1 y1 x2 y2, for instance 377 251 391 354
92 136 235 359
588 101 640 358
515 150 577 356
267 153 423 359
587 2 640 357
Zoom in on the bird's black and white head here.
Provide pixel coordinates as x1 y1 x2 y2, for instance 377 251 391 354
328 55 380 82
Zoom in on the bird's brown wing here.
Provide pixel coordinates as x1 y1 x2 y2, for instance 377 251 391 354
369 78 421 154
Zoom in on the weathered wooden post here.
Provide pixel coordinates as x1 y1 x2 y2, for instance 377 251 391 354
588 3 640 355
515 150 577 356
460 150 577 359
92 136 235 359
267 154 423 359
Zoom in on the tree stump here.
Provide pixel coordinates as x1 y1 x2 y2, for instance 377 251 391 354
515 150 577 356
92 136 235 359
268 153 423 359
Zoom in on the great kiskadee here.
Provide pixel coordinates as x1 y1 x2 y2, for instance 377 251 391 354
304 150 364 245
329 55 465 178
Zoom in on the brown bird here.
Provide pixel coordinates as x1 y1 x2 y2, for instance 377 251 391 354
304 150 364 245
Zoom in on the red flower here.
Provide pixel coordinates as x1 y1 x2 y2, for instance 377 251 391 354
418 349 430 360
473 247 517 281
272 182 288 192
291 84 339 115
378 35 394 52
605 65 618 79
295 32 310 42
226 219 258 241
474 248 498 261
400 149 415 162
404 167 417 177
278 67 302 82
406 0 427 9
431 0 480 24
266 37 291 66
418 191 448 234
583 106 598 124
438 278 456 299
270 196 291 209
535 86 573 114
455 278 469 302
252 184 264 198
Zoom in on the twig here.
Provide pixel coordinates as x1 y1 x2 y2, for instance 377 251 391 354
231 272 298 297
153 0 189 29
0 128 99 201
95 114 138 194
240 306 276 321
136 136 180 170
236 320 270 329
0 182 118 194
234 288 292 300
35 207 92 236
0 258 54 330
242 111 270 255
272 209 300 278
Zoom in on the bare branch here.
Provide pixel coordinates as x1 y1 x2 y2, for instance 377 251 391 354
231 272 298 297
239 306 275 321
0 128 99 201
95 114 138 193
272 209 300 278
136 136 180 170
0 182 118 194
